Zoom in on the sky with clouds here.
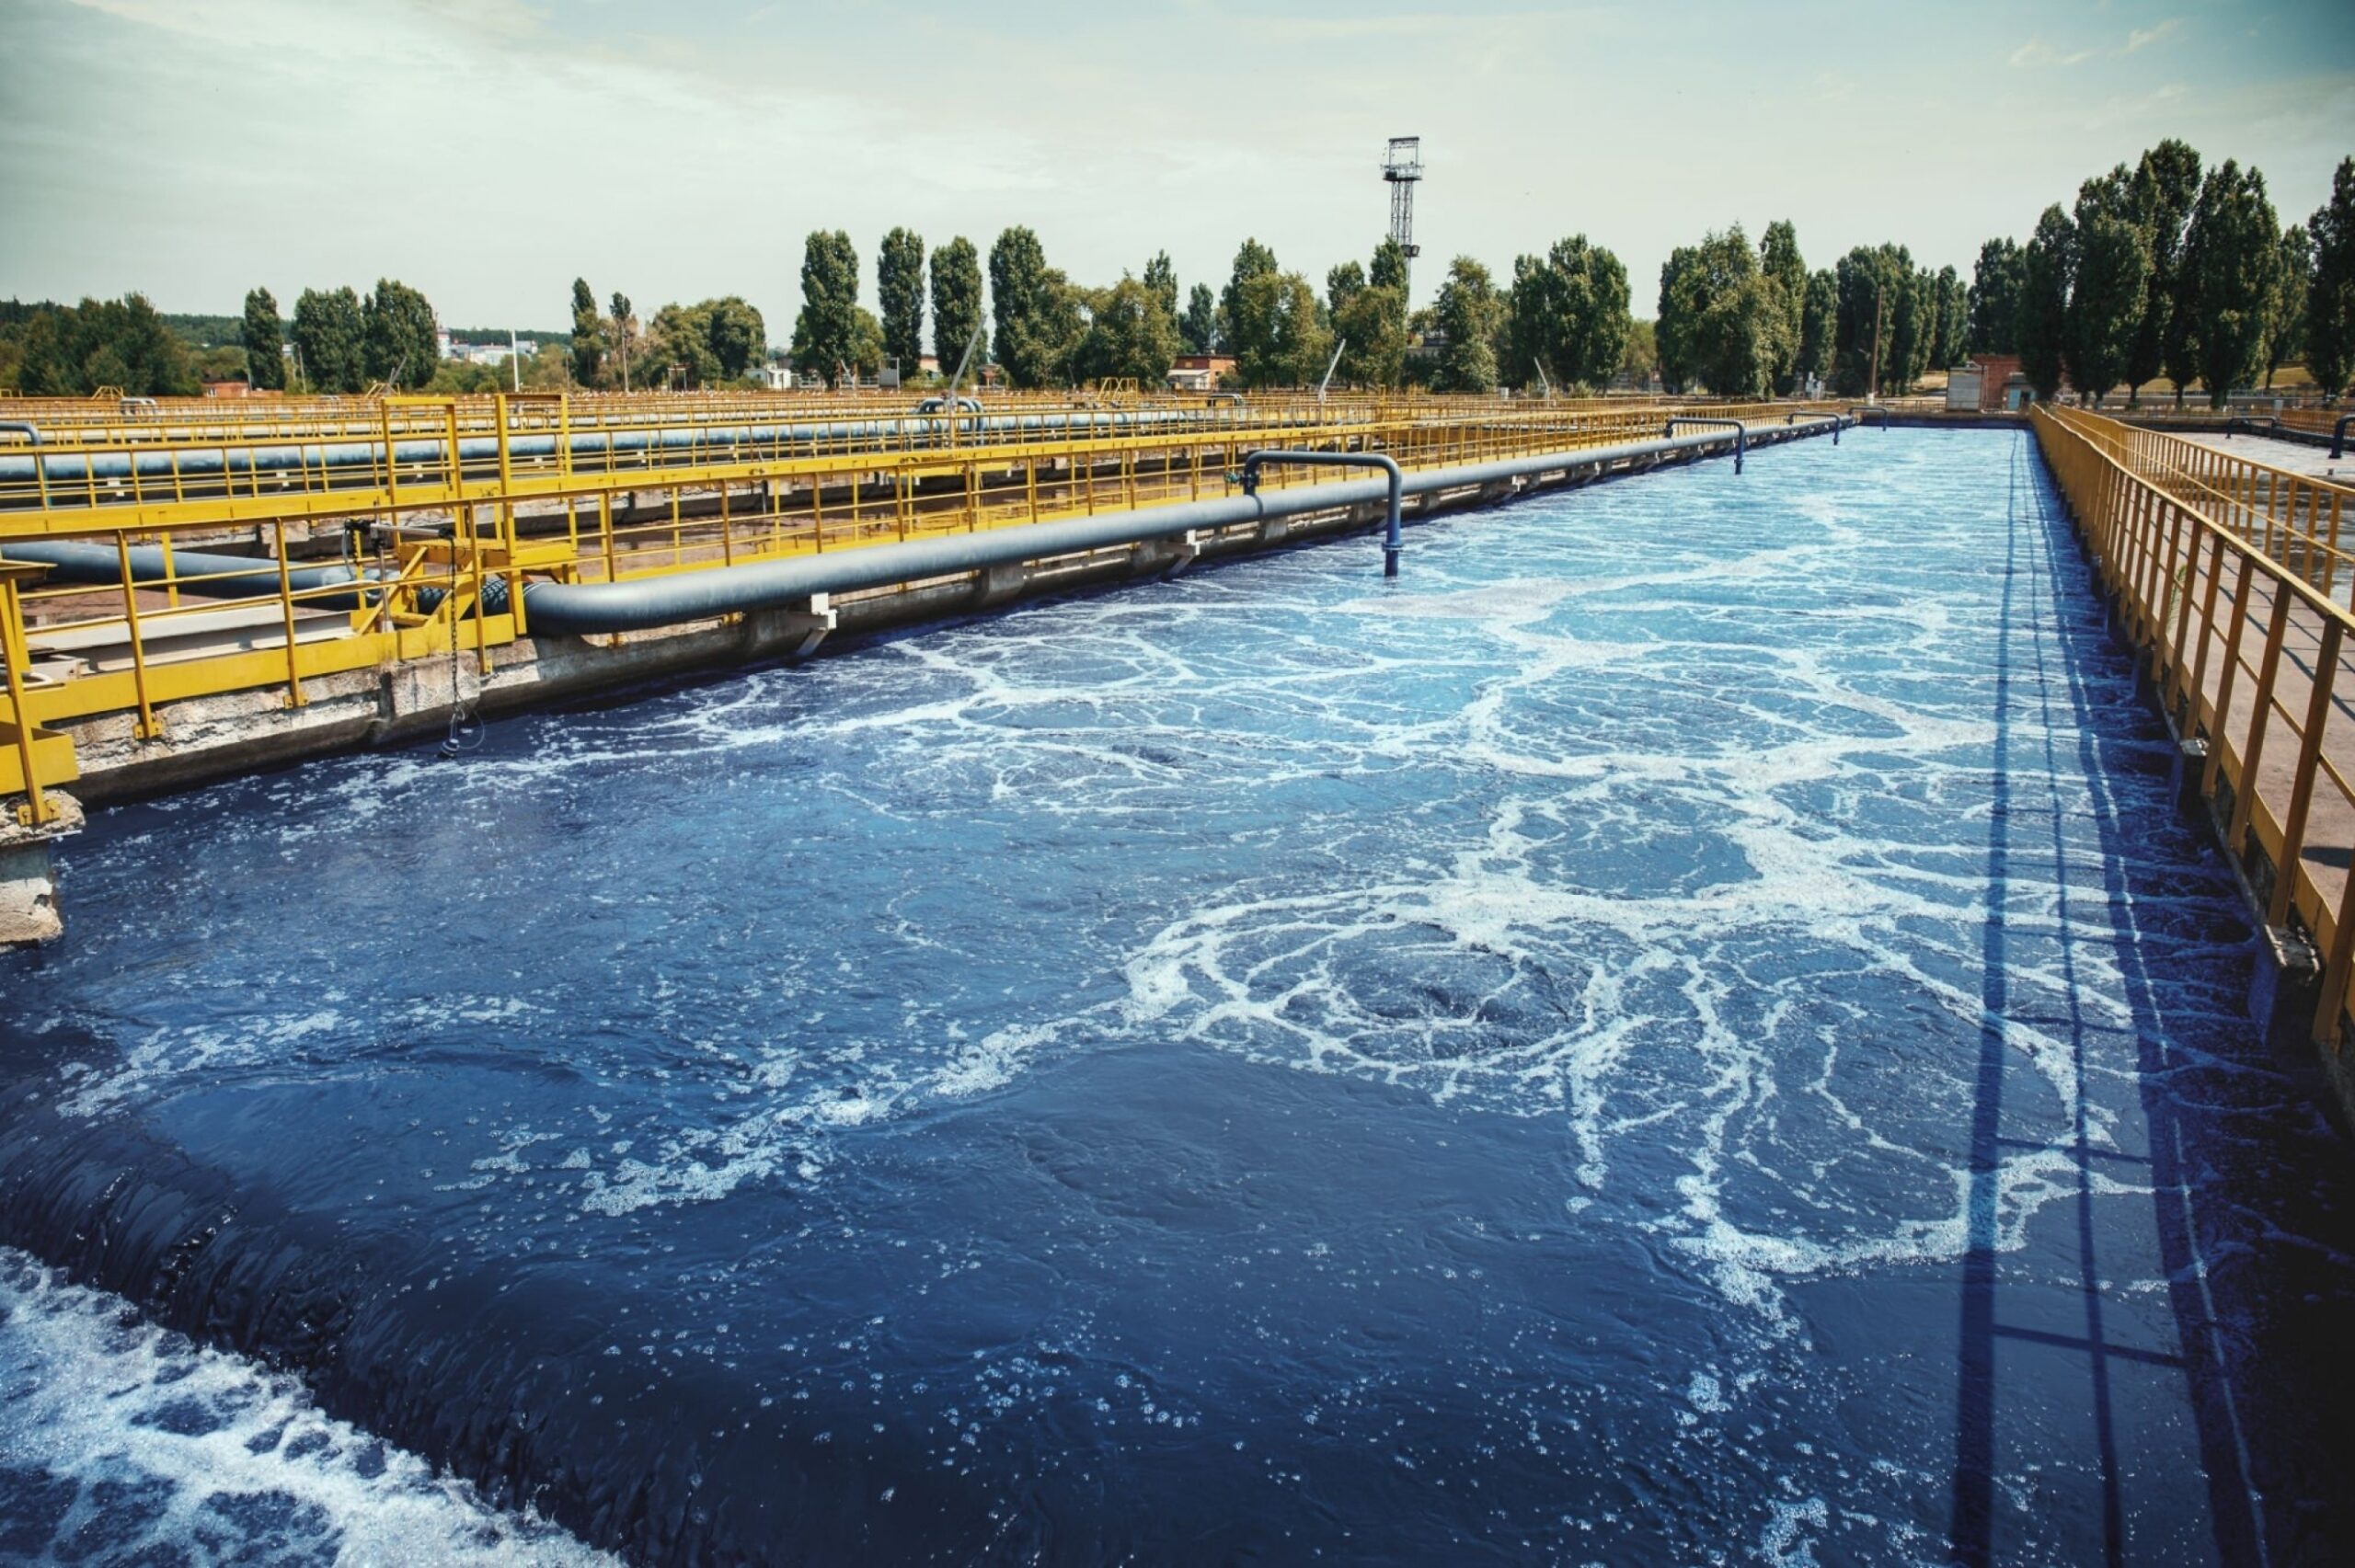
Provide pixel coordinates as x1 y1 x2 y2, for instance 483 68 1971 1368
2 0 2349 332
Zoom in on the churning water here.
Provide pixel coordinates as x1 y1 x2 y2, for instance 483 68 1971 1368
2 429 2349 1564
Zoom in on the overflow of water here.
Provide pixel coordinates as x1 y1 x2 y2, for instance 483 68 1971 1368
2 429 2348 1563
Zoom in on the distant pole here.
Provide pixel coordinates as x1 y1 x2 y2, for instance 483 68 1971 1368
510 329 521 393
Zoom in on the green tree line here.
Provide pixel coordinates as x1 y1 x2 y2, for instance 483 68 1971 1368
1982 142 2352 406
26 148 2345 404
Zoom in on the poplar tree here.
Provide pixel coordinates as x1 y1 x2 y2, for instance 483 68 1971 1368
1969 237 2024 356
2266 225 2313 388
2184 160 2280 407
1432 256 1503 393
1832 245 1924 395
2018 206 2074 402
1220 239 1281 355
1758 220 1807 388
2128 139 2202 405
929 236 984 376
240 287 284 390
1142 252 1179 324
2304 158 2355 402
989 226 1058 386
987 230 1091 389
791 229 864 387
361 279 437 389
1179 283 1218 354
2064 167 2151 406
1931 267 1969 369
291 286 366 393
569 278 603 386
877 227 926 376
1798 269 1837 383
1327 260 1367 318
1885 262 1936 393
607 292 637 391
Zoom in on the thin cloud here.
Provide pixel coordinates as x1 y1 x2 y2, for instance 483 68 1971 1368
2009 36 2095 68
2125 18 2185 52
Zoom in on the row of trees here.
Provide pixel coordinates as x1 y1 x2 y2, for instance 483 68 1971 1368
1648 223 1967 399
264 280 439 394
0 294 203 396
1978 144 2355 406
568 281 764 392
40 148 2344 404
764 223 1628 394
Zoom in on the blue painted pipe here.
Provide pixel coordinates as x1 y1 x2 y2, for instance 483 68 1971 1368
1241 449 1404 577
0 540 385 610
1664 418 1746 474
1787 410 1844 445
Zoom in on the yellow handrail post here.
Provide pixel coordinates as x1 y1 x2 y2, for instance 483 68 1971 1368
2201 555 2257 801
2225 589 2295 853
1 565 54 828
113 533 159 739
2269 620 2343 928
272 519 305 708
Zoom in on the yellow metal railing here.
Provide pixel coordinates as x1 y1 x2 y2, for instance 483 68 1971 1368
0 394 1836 821
2035 405 2355 1043
2050 406 2355 603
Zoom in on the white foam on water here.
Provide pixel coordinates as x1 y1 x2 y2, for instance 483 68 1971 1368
23 440 2250 1385
0 1248 612 1566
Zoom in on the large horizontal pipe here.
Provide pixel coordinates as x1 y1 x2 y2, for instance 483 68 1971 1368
0 408 1292 491
519 419 1843 635
2 419 1840 636
0 540 383 609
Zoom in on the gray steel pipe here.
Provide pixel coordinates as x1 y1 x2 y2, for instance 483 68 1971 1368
520 421 1833 635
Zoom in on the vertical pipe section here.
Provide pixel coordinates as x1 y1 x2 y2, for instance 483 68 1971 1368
1240 449 1404 577
1663 418 1748 474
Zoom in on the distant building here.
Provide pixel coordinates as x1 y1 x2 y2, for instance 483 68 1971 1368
201 377 254 398
1954 354 2028 411
440 335 534 367
1168 353 1237 392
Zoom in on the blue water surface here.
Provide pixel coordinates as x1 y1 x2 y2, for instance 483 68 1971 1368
3 429 2349 1565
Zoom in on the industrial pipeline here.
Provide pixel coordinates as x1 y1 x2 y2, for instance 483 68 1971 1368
5 419 1841 636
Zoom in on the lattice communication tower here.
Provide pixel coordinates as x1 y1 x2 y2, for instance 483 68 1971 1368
1383 136 1423 303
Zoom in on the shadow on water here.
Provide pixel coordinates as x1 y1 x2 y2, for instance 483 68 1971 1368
1948 430 2352 1566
